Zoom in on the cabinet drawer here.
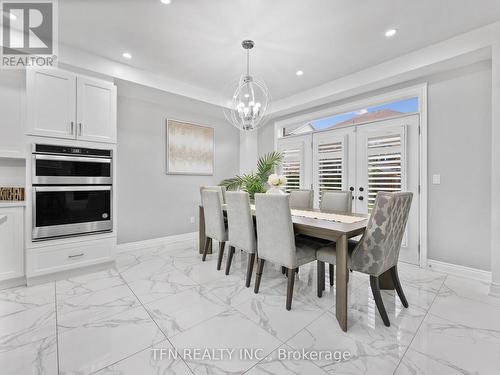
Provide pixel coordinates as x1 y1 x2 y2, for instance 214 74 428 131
28 238 114 277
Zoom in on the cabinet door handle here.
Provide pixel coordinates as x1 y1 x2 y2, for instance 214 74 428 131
70 121 74 135
68 253 84 259
78 123 82 136
0 215 7 225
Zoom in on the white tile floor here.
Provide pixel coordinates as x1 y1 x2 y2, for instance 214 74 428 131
1 239 499 374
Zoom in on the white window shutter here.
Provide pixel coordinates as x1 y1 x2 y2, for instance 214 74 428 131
313 134 346 207
277 138 305 192
366 128 407 212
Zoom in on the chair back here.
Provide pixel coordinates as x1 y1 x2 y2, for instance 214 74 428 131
226 191 256 254
201 190 226 241
200 185 226 204
320 190 352 213
289 189 313 210
350 192 413 276
255 194 297 266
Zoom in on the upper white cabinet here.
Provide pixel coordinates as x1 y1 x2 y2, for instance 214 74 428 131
77 76 117 143
0 206 24 283
0 70 25 158
27 69 77 139
26 69 117 144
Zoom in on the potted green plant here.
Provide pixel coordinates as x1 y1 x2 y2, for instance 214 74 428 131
220 151 283 200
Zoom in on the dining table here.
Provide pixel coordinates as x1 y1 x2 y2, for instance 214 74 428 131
198 204 390 332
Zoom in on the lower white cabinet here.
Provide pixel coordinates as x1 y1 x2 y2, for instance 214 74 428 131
0 207 24 282
26 237 114 278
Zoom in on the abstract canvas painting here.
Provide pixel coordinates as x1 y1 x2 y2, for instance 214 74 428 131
166 119 214 175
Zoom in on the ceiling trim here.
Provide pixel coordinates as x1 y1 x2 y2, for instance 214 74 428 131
269 21 500 117
58 44 230 108
56 21 500 115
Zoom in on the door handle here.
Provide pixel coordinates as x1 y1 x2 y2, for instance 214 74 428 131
358 196 364 201
70 121 74 135
0 215 7 225
78 123 82 136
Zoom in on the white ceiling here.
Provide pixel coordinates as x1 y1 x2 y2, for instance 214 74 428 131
60 0 500 103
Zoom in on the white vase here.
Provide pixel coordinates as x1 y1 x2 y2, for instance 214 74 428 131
266 187 285 195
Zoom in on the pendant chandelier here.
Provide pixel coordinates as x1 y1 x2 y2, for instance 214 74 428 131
224 40 270 131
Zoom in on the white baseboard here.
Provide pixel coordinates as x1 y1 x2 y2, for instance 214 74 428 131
116 232 198 253
489 282 500 298
427 259 492 283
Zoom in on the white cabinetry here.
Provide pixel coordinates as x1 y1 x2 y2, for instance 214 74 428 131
26 69 116 143
0 206 24 283
76 76 117 143
0 71 25 158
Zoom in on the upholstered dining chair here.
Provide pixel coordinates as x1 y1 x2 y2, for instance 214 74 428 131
320 190 352 213
225 191 257 287
254 193 331 310
199 185 226 204
289 189 314 210
316 191 413 326
319 190 353 286
201 190 228 270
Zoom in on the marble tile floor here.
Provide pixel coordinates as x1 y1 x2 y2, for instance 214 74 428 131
1 239 499 374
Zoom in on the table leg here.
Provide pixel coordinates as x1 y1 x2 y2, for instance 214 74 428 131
198 206 212 255
378 268 395 290
335 234 348 332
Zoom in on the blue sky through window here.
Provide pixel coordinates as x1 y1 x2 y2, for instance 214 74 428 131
311 97 418 130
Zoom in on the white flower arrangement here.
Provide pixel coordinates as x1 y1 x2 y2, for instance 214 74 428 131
267 173 287 187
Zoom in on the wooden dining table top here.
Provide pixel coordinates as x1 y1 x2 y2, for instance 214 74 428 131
219 203 369 240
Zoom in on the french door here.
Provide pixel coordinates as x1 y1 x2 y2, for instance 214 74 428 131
355 116 419 264
277 114 420 265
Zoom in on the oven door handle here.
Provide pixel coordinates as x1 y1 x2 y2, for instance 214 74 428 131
34 154 111 163
33 186 112 192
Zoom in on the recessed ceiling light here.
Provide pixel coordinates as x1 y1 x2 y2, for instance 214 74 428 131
160 0 171 4
385 28 397 38
122 52 132 59
296 70 304 76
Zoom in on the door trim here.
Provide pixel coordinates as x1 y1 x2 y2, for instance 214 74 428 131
273 83 429 267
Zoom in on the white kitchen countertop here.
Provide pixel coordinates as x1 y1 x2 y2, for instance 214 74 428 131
0 201 26 208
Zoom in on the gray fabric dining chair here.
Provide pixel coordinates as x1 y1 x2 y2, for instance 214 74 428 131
289 189 314 210
316 191 413 326
319 190 353 286
200 185 226 204
201 190 228 270
254 193 331 310
225 191 257 287
320 190 352 213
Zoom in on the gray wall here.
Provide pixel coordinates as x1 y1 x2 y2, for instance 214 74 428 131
427 65 491 270
116 81 239 244
258 61 492 270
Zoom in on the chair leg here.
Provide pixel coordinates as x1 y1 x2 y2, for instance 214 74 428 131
286 268 296 311
216 241 225 271
317 261 325 298
390 266 409 308
329 264 334 286
370 276 390 327
202 237 211 262
225 246 235 275
254 259 265 293
245 253 256 287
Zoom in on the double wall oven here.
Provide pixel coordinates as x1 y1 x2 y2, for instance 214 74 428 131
32 144 113 241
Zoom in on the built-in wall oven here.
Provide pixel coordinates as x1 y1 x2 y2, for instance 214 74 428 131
32 144 113 241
